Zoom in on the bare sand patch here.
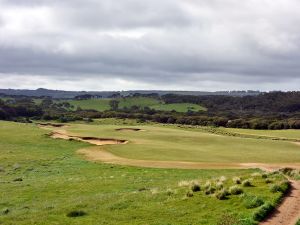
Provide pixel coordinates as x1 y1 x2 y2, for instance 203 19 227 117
115 128 145 132
294 142 300 147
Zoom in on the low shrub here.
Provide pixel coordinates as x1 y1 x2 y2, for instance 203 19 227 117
66 210 87 217
243 195 264 209
232 177 241 184
204 185 216 195
191 183 201 192
217 213 240 225
242 179 252 187
229 185 243 195
2 208 9 215
204 181 212 189
178 180 198 187
166 188 175 196
186 191 193 197
216 181 224 190
252 203 274 221
270 181 290 193
215 189 229 200
251 172 261 177
265 178 273 184
218 176 227 182
261 173 268 179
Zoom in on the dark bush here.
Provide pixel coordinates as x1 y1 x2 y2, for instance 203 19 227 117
191 184 201 192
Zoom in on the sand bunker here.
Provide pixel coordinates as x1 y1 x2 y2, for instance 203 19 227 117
49 132 127 146
115 128 144 131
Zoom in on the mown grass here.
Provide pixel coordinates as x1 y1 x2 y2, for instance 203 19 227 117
0 121 287 225
64 122 300 163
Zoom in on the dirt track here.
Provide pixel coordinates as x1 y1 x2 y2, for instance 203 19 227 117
260 180 300 225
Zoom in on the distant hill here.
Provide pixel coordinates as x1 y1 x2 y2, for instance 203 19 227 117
0 88 262 99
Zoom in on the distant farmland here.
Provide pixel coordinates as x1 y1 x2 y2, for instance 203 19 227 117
55 97 206 113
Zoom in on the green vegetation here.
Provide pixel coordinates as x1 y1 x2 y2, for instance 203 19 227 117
63 122 300 163
118 97 161 109
54 97 206 113
223 128 300 140
64 99 111 111
0 121 288 224
151 103 206 113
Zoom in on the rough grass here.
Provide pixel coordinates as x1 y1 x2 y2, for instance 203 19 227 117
0 121 286 225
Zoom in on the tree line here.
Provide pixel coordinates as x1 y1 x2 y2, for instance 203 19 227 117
0 91 300 130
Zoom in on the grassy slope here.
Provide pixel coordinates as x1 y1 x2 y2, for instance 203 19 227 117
56 97 206 112
66 99 111 111
223 128 300 140
118 97 161 108
0 121 284 225
151 103 206 112
65 123 300 163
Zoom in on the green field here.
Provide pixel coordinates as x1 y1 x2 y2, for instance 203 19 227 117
63 123 300 163
54 97 206 113
151 103 206 113
66 99 111 111
0 120 289 224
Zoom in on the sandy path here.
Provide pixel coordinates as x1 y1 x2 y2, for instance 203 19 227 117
260 180 300 225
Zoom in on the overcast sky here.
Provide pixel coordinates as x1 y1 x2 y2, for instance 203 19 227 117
0 0 300 91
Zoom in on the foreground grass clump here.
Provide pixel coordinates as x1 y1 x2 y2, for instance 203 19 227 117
252 203 274 222
243 195 264 209
242 179 252 187
229 185 243 195
215 189 229 200
270 181 290 193
0 121 289 225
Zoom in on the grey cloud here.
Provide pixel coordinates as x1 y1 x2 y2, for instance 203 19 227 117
0 0 300 91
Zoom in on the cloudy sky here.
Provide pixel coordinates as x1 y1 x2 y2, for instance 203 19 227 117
0 0 300 91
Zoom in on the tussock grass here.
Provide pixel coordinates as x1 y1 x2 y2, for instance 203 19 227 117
232 177 241 184
229 185 243 195
242 195 264 209
242 179 252 187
